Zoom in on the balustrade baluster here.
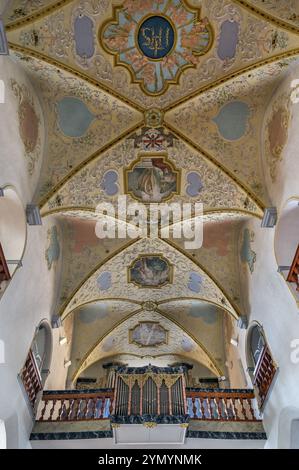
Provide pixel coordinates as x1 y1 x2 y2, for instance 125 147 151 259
192 397 197 418
239 398 247 420
109 397 114 416
247 398 255 420
207 397 212 419
231 398 237 420
40 399 48 421
221 398 228 420
68 399 74 421
92 398 98 419
85 399 91 419
58 399 65 421
100 398 105 419
215 398 222 420
49 399 57 421
77 399 83 420
199 397 205 419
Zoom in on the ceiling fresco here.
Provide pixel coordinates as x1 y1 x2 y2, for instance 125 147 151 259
73 309 223 381
5 0 299 110
4 0 299 380
53 216 135 307
7 53 143 200
39 128 263 217
59 237 238 321
169 217 244 311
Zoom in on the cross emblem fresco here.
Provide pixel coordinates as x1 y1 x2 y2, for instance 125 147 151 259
101 0 213 95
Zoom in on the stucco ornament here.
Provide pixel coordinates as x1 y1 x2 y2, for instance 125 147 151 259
10 79 41 175
265 90 292 182
61 238 237 319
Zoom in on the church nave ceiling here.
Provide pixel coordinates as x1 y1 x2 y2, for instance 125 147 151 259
4 0 299 376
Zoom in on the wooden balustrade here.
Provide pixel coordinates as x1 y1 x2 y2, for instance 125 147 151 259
36 390 115 422
287 244 299 291
35 388 261 423
0 243 10 282
186 390 260 421
21 350 43 408
253 344 277 407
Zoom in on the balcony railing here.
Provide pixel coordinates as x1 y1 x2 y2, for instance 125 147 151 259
0 242 10 283
287 243 299 291
253 344 277 408
36 390 114 422
35 388 261 423
186 389 261 421
21 350 43 408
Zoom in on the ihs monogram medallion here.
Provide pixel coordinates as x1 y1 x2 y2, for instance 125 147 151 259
100 0 213 95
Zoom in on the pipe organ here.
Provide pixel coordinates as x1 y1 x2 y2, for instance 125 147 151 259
114 365 187 416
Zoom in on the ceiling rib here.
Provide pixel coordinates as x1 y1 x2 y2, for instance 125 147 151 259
38 121 144 209
164 122 266 213
72 307 223 382
163 48 299 112
232 0 299 35
163 238 240 319
59 237 141 319
6 0 75 31
59 234 239 321
8 43 145 113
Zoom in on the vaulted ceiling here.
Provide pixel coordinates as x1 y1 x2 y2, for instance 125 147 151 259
5 0 299 382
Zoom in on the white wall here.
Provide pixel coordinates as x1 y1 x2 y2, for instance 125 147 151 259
0 55 68 448
236 64 299 449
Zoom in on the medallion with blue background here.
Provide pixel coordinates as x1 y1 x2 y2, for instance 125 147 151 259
137 15 175 60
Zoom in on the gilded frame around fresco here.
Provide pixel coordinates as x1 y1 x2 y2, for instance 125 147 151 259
128 253 174 289
129 321 169 348
124 151 181 204
99 0 214 96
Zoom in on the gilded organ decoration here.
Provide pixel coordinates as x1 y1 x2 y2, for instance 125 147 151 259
100 0 213 95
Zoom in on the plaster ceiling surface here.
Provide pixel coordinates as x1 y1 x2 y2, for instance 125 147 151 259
74 309 223 381
55 216 136 307
233 1 299 31
5 0 299 374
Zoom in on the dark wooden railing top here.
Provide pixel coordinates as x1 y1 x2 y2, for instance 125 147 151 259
42 389 114 400
0 242 10 282
186 388 255 399
35 388 260 423
287 243 299 290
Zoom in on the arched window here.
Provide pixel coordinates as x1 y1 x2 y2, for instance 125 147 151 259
20 321 52 412
246 323 277 409
250 325 266 367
